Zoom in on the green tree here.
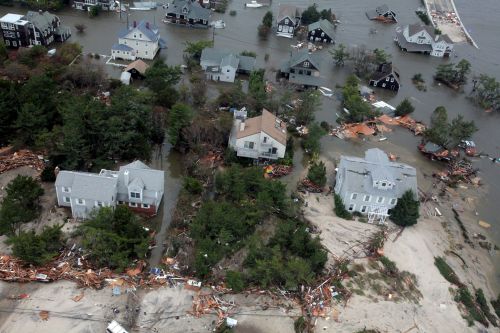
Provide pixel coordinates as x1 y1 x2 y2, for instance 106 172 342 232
0 80 20 144
455 59 471 86
448 115 477 148
301 4 321 25
168 103 193 146
217 80 246 108
302 123 325 155
320 8 334 22
471 74 500 112
89 5 100 17
424 106 449 147
248 69 267 110
307 161 327 187
373 48 390 65
79 206 149 271
226 270 245 292
0 176 44 235
145 59 182 94
184 40 213 61
262 11 273 28
395 98 415 117
295 90 321 125
334 194 352 219
341 76 376 123
0 40 7 61
9 225 63 265
389 190 420 227
330 43 349 66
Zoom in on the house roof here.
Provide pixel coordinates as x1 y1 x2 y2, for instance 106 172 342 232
308 19 335 39
277 4 301 23
221 53 239 69
288 49 320 69
407 23 452 44
201 48 255 71
370 62 400 83
118 161 163 193
238 56 256 72
0 13 29 25
236 109 287 145
396 30 433 52
112 43 134 52
26 11 57 31
118 20 160 42
168 0 210 21
336 148 418 200
289 73 321 87
56 171 118 202
125 59 150 75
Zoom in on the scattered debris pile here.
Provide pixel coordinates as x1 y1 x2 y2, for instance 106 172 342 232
0 149 45 174
263 164 292 179
190 293 237 327
395 115 426 135
298 179 324 193
434 159 480 185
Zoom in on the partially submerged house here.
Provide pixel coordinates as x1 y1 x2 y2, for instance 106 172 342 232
164 0 211 28
112 20 165 61
366 4 397 23
334 148 418 224
395 24 453 57
418 142 450 161
74 0 117 11
228 109 287 160
55 161 164 219
276 4 302 38
200 48 256 83
124 59 150 79
279 49 321 89
307 19 335 44
0 11 70 48
369 63 400 92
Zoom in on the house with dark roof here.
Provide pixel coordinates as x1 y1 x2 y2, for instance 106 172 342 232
395 23 453 57
0 11 70 48
366 4 397 23
165 0 211 28
334 148 418 224
111 20 165 61
276 4 302 38
55 161 164 219
200 48 256 83
369 63 400 92
279 49 321 89
228 109 287 160
307 19 335 44
74 0 117 11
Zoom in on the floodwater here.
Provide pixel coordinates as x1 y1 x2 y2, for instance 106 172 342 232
1 0 499 276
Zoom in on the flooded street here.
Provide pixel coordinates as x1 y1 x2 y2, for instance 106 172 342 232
1 0 498 275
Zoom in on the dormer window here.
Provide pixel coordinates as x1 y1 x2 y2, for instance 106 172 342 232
130 192 141 199
284 19 289 24
303 61 310 68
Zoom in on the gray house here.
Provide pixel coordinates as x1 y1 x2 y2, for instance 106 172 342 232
55 161 164 219
200 48 256 83
334 148 417 225
280 49 321 89
164 0 211 28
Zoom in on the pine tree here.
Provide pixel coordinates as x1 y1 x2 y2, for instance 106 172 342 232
389 190 420 227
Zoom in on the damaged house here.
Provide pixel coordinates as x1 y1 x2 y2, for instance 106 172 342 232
366 4 397 23
334 148 418 224
55 161 164 219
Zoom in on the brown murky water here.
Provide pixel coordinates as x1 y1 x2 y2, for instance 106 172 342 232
1 0 498 281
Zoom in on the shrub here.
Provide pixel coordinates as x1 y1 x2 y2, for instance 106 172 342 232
294 316 308 333
434 257 462 286
379 256 398 275
455 287 488 327
40 166 56 182
307 161 327 187
226 271 245 292
389 190 419 227
476 289 498 326
89 5 100 17
492 295 500 318
395 98 415 117
9 225 63 265
415 10 430 25
184 176 203 194
334 194 352 219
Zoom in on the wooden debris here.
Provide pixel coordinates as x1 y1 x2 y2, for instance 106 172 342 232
72 292 85 302
0 149 45 174
39 310 50 321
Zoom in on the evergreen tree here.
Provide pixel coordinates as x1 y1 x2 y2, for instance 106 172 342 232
395 98 415 117
307 161 327 187
389 190 420 227
168 103 193 146
330 43 349 66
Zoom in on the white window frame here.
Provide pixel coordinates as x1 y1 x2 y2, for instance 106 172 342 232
348 203 355 212
377 196 384 204
244 141 254 149
62 186 71 193
351 193 358 200
303 61 310 68
63 196 70 203
129 202 138 207
95 201 104 207
364 195 371 202
141 203 150 209
76 198 85 205
390 198 397 205
130 192 141 199
361 205 367 213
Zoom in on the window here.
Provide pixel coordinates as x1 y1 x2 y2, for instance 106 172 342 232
62 186 71 193
303 61 310 68
63 197 70 203
130 192 141 199
244 141 254 149
129 202 138 207
278 25 282 32
351 193 358 200
134 34 136 38
139 34 142 38
361 205 367 213
145 51 148 55
390 198 397 205
348 204 355 211
12 41 16 47
363 195 371 202
381 182 386 187
118 201 124 205
382 83 386 88
76 198 85 205
142 204 150 209
284 19 289 24
95 201 103 207
227 69 230 72
263 137 267 143
386 77 390 81
321 32 324 37
390 78 394 82
311 30 315 35
377 196 384 204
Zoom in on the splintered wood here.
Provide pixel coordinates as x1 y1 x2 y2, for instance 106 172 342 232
190 293 236 327
0 149 45 174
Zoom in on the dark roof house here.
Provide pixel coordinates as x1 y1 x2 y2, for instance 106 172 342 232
165 0 211 28
280 49 322 89
276 4 302 38
307 19 335 43
366 4 397 23
369 63 400 92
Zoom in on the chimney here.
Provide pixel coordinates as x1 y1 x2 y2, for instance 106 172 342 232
124 170 130 185
146 22 150 29
239 120 245 132
133 21 137 28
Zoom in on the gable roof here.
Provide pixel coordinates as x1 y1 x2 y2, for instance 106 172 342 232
289 49 320 69
407 23 452 44
26 11 57 31
118 161 163 193
277 4 301 23
168 0 210 21
125 59 150 75
56 171 118 202
236 109 287 145
112 43 134 52
221 53 239 69
118 20 160 42
371 62 400 82
200 48 256 71
308 19 335 39
336 148 417 199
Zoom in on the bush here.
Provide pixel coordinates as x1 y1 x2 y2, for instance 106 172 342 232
89 5 100 17
226 271 245 292
379 256 398 275
415 10 430 25
9 225 63 265
395 98 415 117
307 161 326 187
389 190 419 227
476 289 498 326
294 316 308 333
184 176 203 194
455 287 488 327
434 257 462 286
302 123 325 155
334 194 352 219
492 295 500 318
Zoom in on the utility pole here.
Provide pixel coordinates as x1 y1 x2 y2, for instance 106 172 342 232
212 26 215 45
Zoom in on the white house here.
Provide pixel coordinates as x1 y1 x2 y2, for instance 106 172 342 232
395 24 453 57
111 20 166 61
200 48 255 83
228 109 287 160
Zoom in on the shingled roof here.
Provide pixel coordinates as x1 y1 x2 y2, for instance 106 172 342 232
236 109 287 145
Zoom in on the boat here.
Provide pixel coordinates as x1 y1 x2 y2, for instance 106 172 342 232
245 1 264 8
209 20 226 29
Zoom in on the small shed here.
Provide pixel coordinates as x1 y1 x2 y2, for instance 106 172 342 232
120 71 131 85
124 59 149 79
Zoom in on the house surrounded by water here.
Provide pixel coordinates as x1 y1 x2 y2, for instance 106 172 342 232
55 161 164 219
73 0 117 11
200 48 256 83
164 0 211 28
395 23 453 57
307 19 335 43
366 4 397 23
334 148 418 224
279 49 321 89
276 4 302 38
228 109 287 160
111 20 165 60
369 62 400 92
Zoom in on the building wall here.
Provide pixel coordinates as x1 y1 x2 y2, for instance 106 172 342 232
0 21 30 48
407 30 432 44
370 74 399 91
308 28 334 43
276 18 295 37
341 191 398 214
219 64 236 82
119 36 158 60
112 48 136 60
233 131 286 160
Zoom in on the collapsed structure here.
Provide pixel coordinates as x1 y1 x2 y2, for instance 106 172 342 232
334 148 418 224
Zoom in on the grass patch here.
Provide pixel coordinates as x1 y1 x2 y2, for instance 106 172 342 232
476 289 498 327
455 287 488 327
434 257 462 286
